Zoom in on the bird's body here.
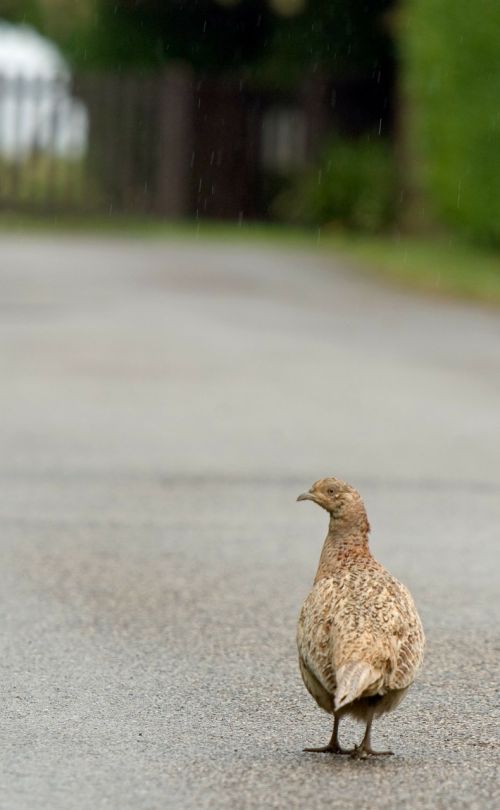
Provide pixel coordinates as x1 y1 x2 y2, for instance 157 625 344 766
296 478 424 758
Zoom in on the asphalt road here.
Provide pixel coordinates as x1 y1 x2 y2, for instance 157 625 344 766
0 234 499 809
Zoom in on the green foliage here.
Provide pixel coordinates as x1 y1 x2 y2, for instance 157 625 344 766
65 1 277 70
261 0 394 85
404 0 500 244
273 138 396 232
45 0 393 78
36 1 94 53
69 4 161 69
0 0 43 27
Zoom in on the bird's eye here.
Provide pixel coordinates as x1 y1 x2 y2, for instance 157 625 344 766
327 488 334 495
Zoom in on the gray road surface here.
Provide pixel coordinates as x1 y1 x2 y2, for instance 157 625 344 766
0 235 499 809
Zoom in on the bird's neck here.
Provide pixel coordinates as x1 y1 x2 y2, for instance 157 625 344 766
314 518 371 582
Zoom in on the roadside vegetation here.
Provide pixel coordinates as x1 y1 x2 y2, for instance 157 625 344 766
325 233 500 308
1 212 499 308
2 2 500 309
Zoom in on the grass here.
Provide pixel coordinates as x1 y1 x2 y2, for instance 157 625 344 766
0 157 101 207
320 232 500 308
0 211 310 243
1 211 500 308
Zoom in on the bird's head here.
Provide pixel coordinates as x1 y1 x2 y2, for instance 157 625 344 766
297 477 369 532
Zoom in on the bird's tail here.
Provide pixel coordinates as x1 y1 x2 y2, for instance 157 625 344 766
334 662 381 711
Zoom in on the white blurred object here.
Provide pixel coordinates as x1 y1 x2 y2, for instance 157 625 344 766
0 21 88 158
261 106 307 171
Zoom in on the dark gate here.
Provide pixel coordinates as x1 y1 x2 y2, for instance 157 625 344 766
0 67 330 220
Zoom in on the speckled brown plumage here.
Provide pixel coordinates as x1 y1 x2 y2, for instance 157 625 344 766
296 478 424 758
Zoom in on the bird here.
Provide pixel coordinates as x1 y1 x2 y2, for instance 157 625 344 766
296 477 424 759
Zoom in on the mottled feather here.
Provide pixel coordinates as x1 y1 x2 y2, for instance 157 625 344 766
296 477 424 749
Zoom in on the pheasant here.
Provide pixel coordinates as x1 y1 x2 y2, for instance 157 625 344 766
296 477 424 759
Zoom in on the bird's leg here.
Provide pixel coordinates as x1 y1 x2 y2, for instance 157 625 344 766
350 717 394 759
303 715 351 754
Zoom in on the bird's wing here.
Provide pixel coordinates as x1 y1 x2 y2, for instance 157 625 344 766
329 567 424 695
297 579 339 696
385 582 425 691
298 568 424 704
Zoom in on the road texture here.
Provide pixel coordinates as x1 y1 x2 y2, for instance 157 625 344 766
0 234 499 809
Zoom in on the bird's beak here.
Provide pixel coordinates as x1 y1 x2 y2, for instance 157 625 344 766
297 492 315 502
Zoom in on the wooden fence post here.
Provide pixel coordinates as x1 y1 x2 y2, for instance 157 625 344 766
155 64 194 218
301 72 330 162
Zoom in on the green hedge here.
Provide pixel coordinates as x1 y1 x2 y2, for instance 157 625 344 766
273 137 396 233
404 1 500 244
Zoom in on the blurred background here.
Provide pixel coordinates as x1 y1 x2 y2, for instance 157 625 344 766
1 4 499 809
0 0 398 228
0 0 498 252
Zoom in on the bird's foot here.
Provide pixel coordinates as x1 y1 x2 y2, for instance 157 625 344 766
350 745 394 760
303 744 351 755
